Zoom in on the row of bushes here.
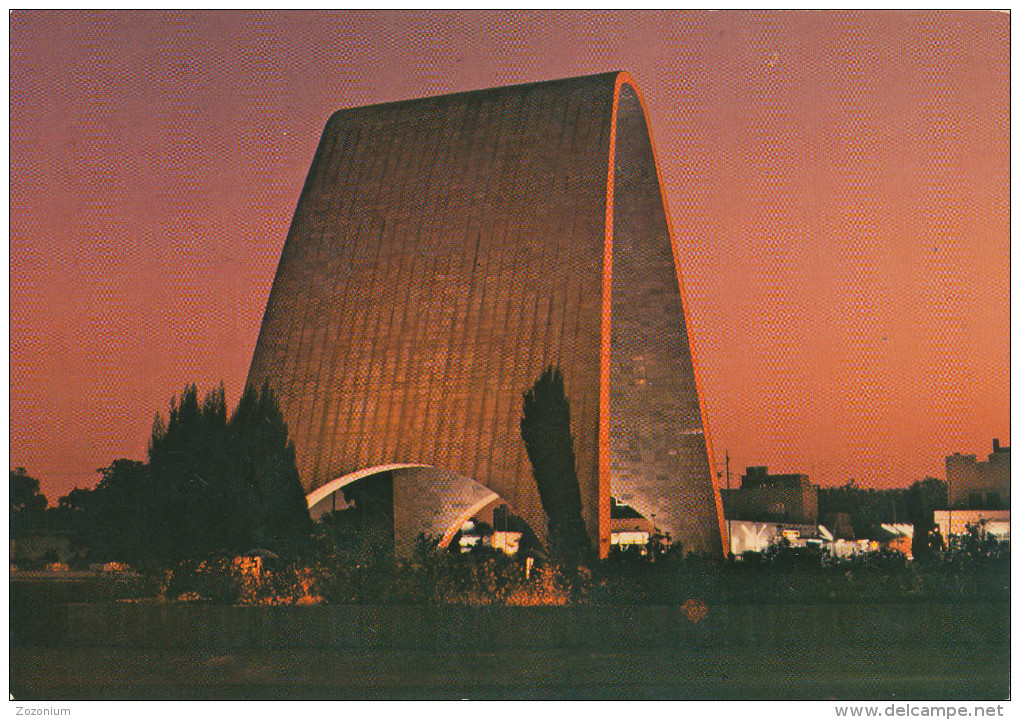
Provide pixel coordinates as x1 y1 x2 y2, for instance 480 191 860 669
156 550 586 607
146 526 1008 607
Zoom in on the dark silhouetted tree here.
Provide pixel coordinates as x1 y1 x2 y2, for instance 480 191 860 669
910 476 948 511
521 367 592 564
907 477 945 561
226 380 313 554
146 383 232 561
90 460 151 562
48 460 151 565
819 475 949 545
61 382 312 567
10 467 47 532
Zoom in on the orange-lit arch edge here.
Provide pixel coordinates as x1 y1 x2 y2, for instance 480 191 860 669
305 463 500 550
600 71 729 558
436 493 501 550
305 463 431 510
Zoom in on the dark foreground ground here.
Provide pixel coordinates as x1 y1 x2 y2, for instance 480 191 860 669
11 643 1008 700
11 596 1010 700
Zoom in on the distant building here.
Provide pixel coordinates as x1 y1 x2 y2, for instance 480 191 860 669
726 520 820 554
877 524 914 557
490 531 522 555
455 520 523 556
934 509 1010 542
727 519 901 557
820 511 855 540
720 466 819 525
946 439 1010 509
609 498 654 552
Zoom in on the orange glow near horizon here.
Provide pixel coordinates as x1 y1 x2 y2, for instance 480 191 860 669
9 11 1009 500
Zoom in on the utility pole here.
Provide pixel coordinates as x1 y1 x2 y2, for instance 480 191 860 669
726 450 732 557
947 471 952 552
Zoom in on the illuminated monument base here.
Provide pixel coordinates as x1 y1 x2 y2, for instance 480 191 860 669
248 72 727 558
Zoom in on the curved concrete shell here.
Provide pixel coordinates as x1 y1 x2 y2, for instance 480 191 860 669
306 464 500 558
247 71 726 557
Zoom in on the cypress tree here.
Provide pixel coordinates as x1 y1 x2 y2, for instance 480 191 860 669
521 367 592 564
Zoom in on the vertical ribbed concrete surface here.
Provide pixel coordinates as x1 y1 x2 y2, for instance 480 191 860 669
248 72 725 556
607 84 726 554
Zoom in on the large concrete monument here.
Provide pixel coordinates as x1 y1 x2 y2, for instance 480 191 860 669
247 71 727 557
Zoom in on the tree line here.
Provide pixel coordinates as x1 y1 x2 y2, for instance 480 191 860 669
818 477 948 535
15 367 595 569
818 476 948 560
13 366 954 571
11 382 312 569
